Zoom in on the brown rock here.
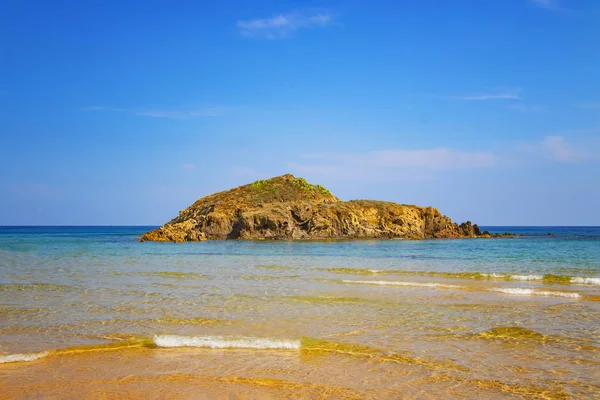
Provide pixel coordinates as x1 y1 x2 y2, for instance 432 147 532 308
140 175 513 242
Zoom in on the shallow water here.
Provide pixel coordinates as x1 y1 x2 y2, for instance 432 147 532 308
0 226 599 398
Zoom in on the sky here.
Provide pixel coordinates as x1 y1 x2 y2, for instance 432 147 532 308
1 0 599 226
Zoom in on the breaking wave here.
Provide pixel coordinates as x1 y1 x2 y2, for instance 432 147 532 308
505 274 543 281
483 274 599 286
323 268 600 285
490 288 580 299
153 335 301 349
0 336 460 373
337 279 584 299
0 351 49 364
341 280 461 289
570 277 600 285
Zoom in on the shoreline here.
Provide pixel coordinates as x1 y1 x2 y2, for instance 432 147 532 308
0 342 577 399
137 234 522 243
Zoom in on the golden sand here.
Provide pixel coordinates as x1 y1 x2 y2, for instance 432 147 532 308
0 338 582 399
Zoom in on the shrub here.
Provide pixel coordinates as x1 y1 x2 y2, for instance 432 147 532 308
314 184 332 197
290 177 313 192
251 179 268 190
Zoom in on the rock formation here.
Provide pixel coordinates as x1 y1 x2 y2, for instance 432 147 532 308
140 174 512 242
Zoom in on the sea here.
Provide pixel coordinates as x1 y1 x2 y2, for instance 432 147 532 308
0 226 599 399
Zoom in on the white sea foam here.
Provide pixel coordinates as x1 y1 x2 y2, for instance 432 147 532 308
490 288 580 299
341 280 461 289
511 275 544 281
481 273 509 279
481 273 600 285
0 351 49 364
481 273 543 281
570 277 600 285
153 335 301 349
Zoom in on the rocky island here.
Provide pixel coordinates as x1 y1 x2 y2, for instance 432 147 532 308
140 174 512 242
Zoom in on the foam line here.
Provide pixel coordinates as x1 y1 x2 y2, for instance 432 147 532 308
510 275 544 281
153 335 301 349
490 288 580 299
341 280 461 288
570 277 600 285
0 351 49 364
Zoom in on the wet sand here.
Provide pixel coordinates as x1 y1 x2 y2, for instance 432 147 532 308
0 344 581 399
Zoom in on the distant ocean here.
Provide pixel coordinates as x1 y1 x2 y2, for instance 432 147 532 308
1 226 598 398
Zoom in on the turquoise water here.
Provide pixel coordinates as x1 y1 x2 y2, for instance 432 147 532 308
1 227 599 283
1 226 599 398
2 226 600 272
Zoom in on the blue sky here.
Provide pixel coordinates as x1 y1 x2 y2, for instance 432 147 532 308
1 0 599 225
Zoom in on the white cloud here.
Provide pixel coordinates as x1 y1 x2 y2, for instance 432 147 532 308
443 88 522 101
541 136 585 162
505 103 547 113
517 135 598 163
288 162 436 182
292 135 600 182
82 106 227 120
289 148 499 181
181 164 196 170
237 13 334 39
